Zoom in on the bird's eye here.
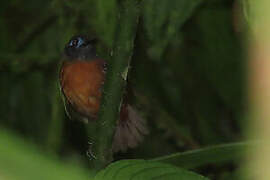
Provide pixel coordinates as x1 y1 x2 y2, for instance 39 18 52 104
69 39 78 47
69 37 85 48
77 37 84 47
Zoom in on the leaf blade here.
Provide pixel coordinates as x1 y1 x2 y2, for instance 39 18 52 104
95 159 209 180
151 142 250 169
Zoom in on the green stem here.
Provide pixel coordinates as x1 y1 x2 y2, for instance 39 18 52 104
47 79 64 153
89 0 140 169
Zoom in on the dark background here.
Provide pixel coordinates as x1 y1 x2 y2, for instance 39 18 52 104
0 0 244 179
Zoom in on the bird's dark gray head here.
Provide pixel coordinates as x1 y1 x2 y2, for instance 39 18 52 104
64 35 97 60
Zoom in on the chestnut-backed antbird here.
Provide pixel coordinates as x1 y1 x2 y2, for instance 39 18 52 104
59 35 148 152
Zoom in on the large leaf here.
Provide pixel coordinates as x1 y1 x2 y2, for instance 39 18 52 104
95 159 209 180
0 128 91 180
152 142 249 169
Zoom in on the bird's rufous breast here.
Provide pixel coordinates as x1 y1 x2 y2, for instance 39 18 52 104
60 59 105 118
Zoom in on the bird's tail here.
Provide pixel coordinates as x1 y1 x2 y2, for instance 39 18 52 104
112 104 148 153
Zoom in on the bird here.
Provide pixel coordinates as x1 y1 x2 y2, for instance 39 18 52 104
59 35 148 153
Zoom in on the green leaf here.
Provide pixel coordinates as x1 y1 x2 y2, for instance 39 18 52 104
0 128 91 180
243 0 268 28
152 142 249 169
192 8 243 112
94 0 118 47
143 0 202 60
95 159 209 180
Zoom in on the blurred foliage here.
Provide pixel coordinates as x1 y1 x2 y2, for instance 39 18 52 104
0 128 91 180
0 0 245 179
95 160 209 180
143 0 202 59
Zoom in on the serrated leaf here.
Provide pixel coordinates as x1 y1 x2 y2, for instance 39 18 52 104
95 160 209 180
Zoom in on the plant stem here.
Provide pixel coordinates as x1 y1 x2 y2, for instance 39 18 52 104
89 0 140 170
47 79 64 153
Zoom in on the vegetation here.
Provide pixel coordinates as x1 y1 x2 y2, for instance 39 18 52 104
0 0 254 179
